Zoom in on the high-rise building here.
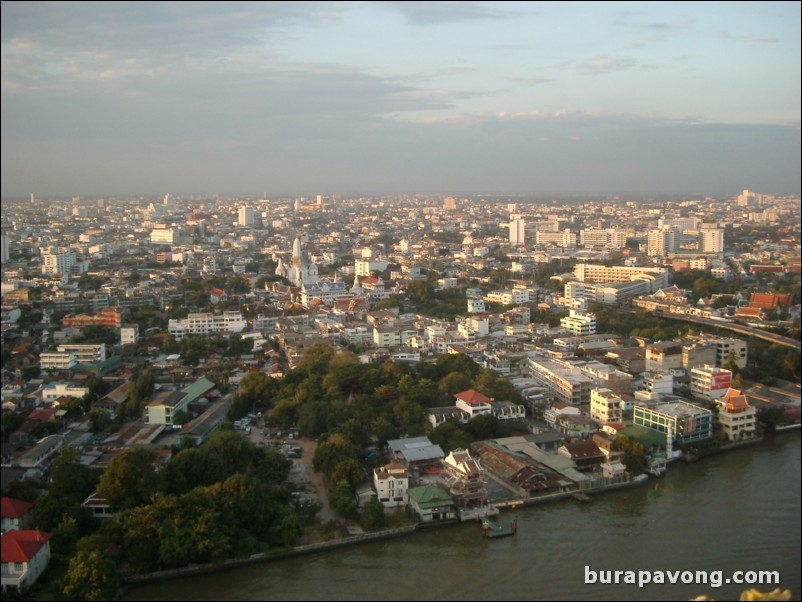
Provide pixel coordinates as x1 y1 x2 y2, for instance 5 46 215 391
238 206 255 227
42 249 77 274
443 196 457 211
700 228 724 254
1 234 9 264
647 227 679 257
509 216 526 246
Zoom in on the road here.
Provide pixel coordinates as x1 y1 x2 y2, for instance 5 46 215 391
652 312 800 350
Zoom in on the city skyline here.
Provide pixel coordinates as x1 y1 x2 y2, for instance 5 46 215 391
1 1 800 198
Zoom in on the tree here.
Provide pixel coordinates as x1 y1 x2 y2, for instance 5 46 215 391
360 496 387 531
330 480 358 519
61 549 120 601
612 436 648 476
97 449 162 510
329 459 363 490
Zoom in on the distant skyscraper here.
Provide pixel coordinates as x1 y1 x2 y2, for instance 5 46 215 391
510 217 526 246
647 227 679 257
238 206 255 227
700 228 724 254
1 234 9 264
443 196 457 211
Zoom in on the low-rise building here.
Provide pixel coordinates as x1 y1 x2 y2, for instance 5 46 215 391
373 463 409 508
634 401 713 445
440 449 487 510
0 530 52 592
406 485 456 523
715 388 758 441
1 498 33 534
690 365 732 400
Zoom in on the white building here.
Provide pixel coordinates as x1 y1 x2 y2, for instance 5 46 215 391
536 229 576 247
484 289 529 305
275 237 319 286
560 309 597 336
467 297 486 313
41 250 76 275
647 227 680 257
238 206 255 227
700 228 724 254
590 388 629 424
715 388 757 441
150 228 176 245
454 389 493 418
120 325 139 346
690 364 732 400
573 264 669 292
39 382 88 402
373 463 409 508
168 312 247 339
40 351 77 371
509 217 526 246
1 530 52 592
56 344 106 364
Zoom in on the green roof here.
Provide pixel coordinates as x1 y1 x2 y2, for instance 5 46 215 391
181 377 216 403
617 425 668 450
407 485 453 508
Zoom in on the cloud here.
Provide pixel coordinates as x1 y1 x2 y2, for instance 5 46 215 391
376 1 513 26
580 55 637 75
510 76 553 87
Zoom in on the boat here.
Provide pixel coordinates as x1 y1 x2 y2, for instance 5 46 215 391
481 515 518 538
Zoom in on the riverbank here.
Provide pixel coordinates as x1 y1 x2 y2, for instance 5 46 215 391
122 429 799 591
123 524 420 588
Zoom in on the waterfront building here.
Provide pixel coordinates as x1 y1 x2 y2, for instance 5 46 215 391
634 401 713 444
406 485 455 522
440 449 487 509
373 463 409 508
715 388 758 441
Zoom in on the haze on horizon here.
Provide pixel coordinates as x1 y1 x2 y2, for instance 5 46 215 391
1 1 800 199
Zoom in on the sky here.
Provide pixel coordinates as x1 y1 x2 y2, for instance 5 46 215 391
1 1 800 198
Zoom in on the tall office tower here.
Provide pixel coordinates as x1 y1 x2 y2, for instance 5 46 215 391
238 206 255 227
509 216 526 246
700 228 724 254
507 203 518 213
1 234 9 264
647 227 679 257
30 193 35 204
443 196 457 211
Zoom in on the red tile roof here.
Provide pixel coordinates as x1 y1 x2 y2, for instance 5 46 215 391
1 530 51 563
749 292 791 311
454 389 491 405
1 497 33 519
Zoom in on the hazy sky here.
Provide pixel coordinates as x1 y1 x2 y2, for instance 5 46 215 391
2 1 800 198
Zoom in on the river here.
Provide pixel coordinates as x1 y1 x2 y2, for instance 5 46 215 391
127 433 801 601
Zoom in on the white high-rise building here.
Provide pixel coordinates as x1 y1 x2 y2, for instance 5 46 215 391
238 206 255 227
647 227 679 257
700 228 724 254
42 249 77 275
509 217 526 246
1 234 9 264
